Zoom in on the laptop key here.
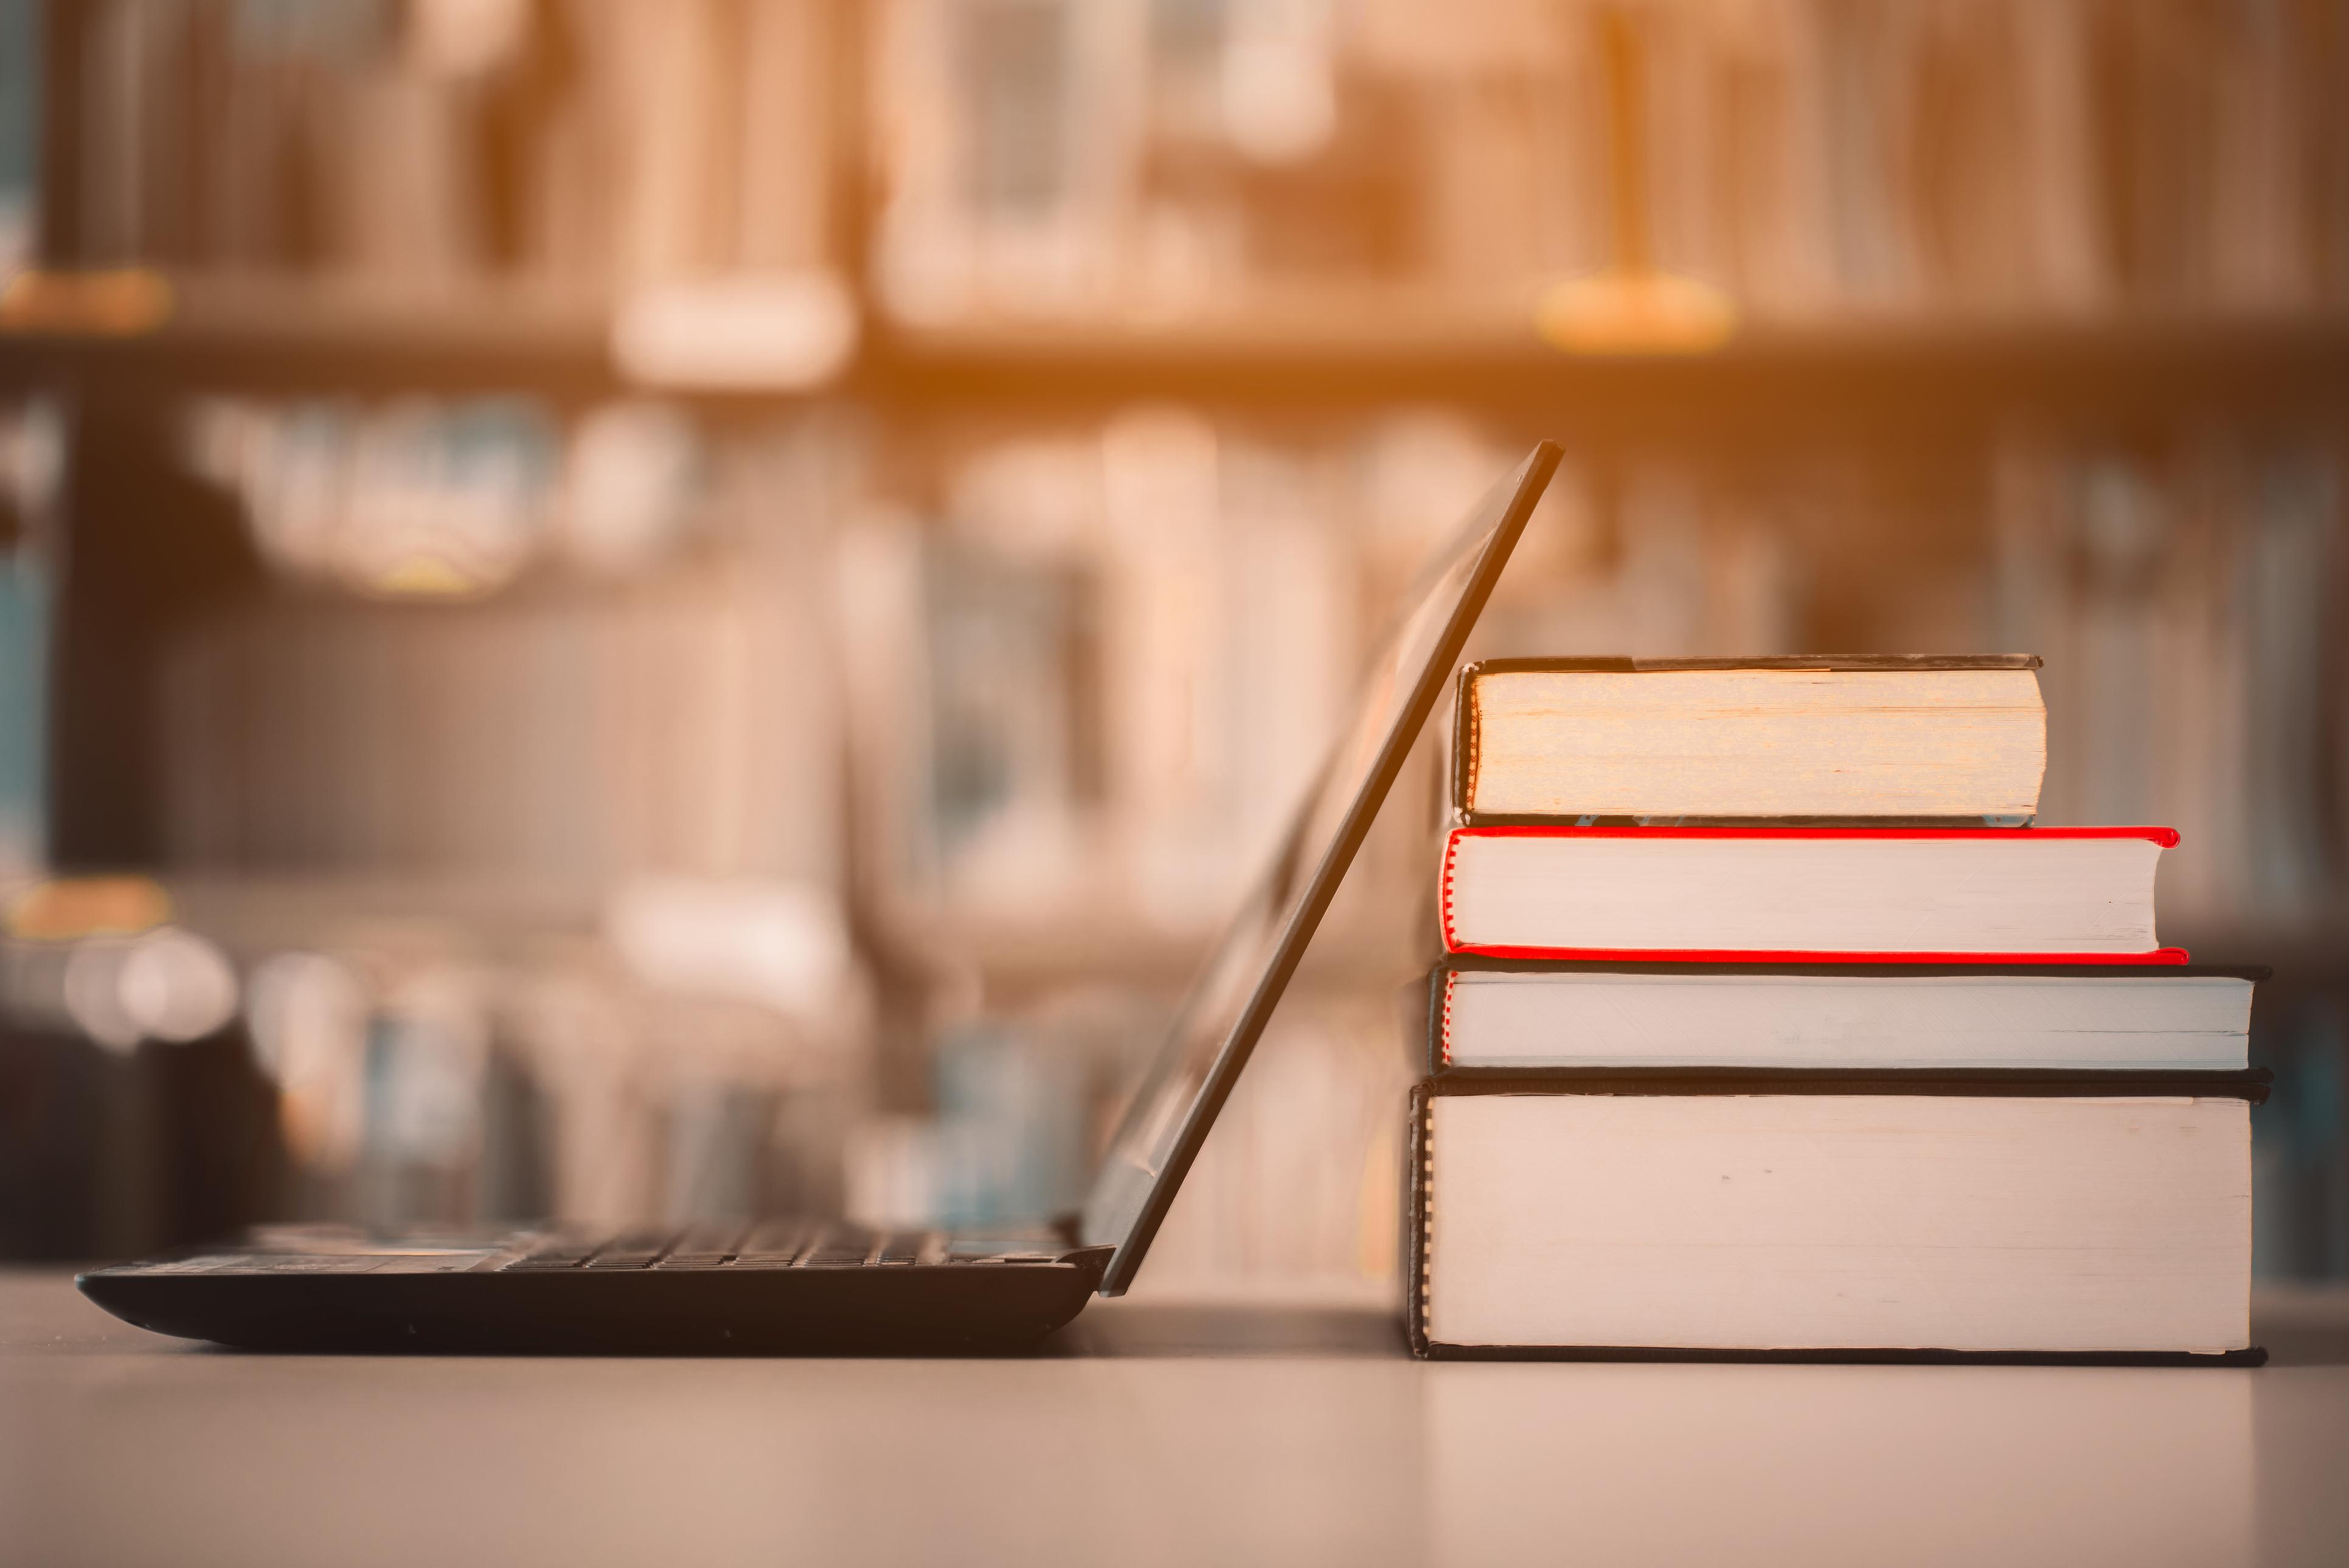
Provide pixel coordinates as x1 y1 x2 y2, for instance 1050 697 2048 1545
797 1244 871 1268
654 1226 748 1269
794 1226 878 1267
580 1230 676 1270
724 1220 808 1268
502 1236 599 1271
726 1220 816 1266
583 1250 663 1270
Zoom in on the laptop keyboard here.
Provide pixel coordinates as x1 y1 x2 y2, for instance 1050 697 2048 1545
89 1223 1081 1278
498 1223 1040 1272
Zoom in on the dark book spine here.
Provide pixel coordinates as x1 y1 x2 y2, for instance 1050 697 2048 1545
1456 812 2035 829
1423 966 1446 1077
1419 1067 2272 1102
1460 655 2045 675
1429 956 2267 980
1448 664 1476 817
1421 1344 2267 1365
1405 1081 1432 1359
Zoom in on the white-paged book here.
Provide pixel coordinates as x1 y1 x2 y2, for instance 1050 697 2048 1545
1407 1085 2264 1361
1438 825 2185 961
1422 960 2262 1073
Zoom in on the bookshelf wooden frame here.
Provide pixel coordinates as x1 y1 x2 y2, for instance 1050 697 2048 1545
5 299 2346 434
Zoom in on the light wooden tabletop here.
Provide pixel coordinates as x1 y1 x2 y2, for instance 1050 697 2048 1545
3 1270 2344 1568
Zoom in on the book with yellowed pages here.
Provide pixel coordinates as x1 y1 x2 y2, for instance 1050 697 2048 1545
1451 656 2047 825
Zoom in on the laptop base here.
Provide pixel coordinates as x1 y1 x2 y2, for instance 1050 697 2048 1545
79 1229 1112 1355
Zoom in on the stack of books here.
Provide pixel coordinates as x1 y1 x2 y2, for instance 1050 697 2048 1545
1406 656 2269 1364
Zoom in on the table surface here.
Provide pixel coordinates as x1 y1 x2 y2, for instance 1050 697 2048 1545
4 1269 2346 1568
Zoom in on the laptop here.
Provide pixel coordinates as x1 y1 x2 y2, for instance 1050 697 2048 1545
78 443 1562 1353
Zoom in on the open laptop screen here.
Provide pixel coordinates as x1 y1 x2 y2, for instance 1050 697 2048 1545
1084 443 1560 1294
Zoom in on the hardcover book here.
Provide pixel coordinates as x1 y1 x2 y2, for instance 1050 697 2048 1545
1415 956 2264 1074
1438 824 2186 963
1451 656 2047 826
1406 1074 2269 1362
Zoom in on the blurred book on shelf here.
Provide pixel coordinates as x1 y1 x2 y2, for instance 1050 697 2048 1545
48 0 841 290
164 399 847 889
0 399 58 878
2258 1007 2348 1280
0 0 31 277
838 409 1356 942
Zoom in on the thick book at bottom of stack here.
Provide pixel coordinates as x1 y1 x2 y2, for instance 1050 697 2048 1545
1406 1071 2269 1364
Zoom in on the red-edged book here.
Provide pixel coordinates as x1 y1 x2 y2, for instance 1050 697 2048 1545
1438 825 2187 964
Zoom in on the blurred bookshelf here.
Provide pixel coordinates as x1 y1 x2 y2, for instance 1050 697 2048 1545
1 0 2345 1285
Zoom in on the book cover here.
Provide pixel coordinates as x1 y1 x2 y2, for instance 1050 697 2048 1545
1450 655 2046 827
1414 955 2271 1077
1405 1075 2271 1364
1438 824 2188 964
